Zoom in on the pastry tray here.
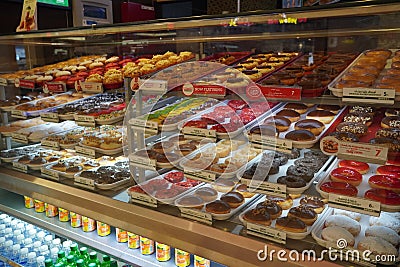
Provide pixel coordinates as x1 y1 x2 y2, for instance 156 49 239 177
127 170 204 205
74 165 131 190
78 142 123 156
311 207 399 266
316 158 400 212
11 152 66 171
42 156 96 179
95 114 125 125
177 101 281 140
0 144 43 163
180 141 261 179
328 49 398 97
27 123 79 143
246 104 346 149
239 194 329 240
175 183 261 220
0 118 47 137
238 149 335 195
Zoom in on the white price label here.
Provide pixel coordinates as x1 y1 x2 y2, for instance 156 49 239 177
41 167 60 180
184 169 216 182
12 161 28 173
74 115 95 122
130 118 158 132
250 135 292 152
338 142 388 165
139 79 168 92
182 127 216 139
74 176 95 186
328 194 380 217
11 109 27 119
80 82 103 93
73 181 96 190
129 154 156 168
11 133 29 143
343 87 395 105
180 208 212 225
75 146 96 158
0 78 7 86
40 112 59 122
41 140 60 150
130 192 158 207
245 179 287 198
246 222 286 244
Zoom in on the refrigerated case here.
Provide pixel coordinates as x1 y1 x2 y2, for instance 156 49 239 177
0 1 400 267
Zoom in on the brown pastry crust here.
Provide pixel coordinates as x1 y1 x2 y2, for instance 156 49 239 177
276 109 301 122
285 130 316 142
194 187 218 202
288 206 317 225
299 196 326 213
316 104 342 114
256 200 283 220
265 195 293 210
381 116 400 129
205 200 231 214
243 207 271 226
283 103 308 114
263 116 291 132
275 217 307 233
294 119 325 136
220 192 245 208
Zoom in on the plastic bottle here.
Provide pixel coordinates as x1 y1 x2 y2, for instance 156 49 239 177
26 252 37 267
39 245 50 257
50 247 59 263
68 243 79 261
88 251 100 267
17 247 29 265
54 263 63 267
75 259 84 267
37 255 46 267
109 261 117 267
88 264 97 267
12 230 21 243
79 247 89 264
23 238 33 252
44 235 53 248
100 255 111 267
15 234 24 245
37 231 46 242
28 229 37 241
51 238 62 251
65 255 76 267
62 240 72 256
0 224 6 237
3 218 11 228
3 240 14 261
33 241 42 254
10 244 21 262
4 228 12 240
45 258 54 267
56 250 68 266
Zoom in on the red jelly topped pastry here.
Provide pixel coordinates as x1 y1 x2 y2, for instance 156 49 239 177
338 160 370 174
364 188 400 205
320 181 358 196
164 171 184 183
368 175 400 193
376 165 400 176
330 167 363 186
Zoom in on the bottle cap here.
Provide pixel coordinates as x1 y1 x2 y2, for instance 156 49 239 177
14 230 22 236
79 247 88 253
3 217 11 224
0 214 8 220
45 259 53 267
103 255 110 262
70 243 78 250
24 238 33 245
62 240 71 248
0 224 5 230
37 231 46 239
88 264 97 267
51 247 59 255
5 240 13 246
67 255 74 263
37 256 45 263
76 259 84 266
16 234 25 242
45 235 53 242
17 223 25 230
5 228 12 234
12 244 20 250
28 229 37 236
58 250 66 257
89 251 97 258
25 224 34 231
28 252 37 259
52 238 61 245
21 247 29 254
40 244 49 252
34 241 42 247
54 264 63 267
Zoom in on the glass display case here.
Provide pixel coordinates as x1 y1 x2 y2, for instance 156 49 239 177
0 1 400 267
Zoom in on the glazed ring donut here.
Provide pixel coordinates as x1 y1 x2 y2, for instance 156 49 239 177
294 158 322 172
320 181 358 196
364 188 400 205
368 175 400 193
377 165 400 176
338 160 370 174
277 175 307 188
330 167 363 186
286 165 314 182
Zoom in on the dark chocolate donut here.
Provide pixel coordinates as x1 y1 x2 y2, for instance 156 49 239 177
294 158 323 172
286 165 314 182
277 175 307 188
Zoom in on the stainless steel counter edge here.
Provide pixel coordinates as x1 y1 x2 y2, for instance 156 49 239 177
0 168 341 267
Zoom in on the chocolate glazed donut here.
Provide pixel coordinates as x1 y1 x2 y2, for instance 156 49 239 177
277 175 307 188
287 165 314 181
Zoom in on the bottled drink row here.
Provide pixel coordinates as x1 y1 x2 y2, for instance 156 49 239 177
15 196 212 267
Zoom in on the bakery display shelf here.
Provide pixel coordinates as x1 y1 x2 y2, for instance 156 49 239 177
0 144 42 163
311 207 400 267
0 189 186 267
239 149 335 195
238 194 329 240
247 103 346 150
316 158 400 212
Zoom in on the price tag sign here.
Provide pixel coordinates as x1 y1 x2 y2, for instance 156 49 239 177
80 82 103 94
17 79 36 89
328 194 380 217
130 118 158 134
73 181 96 191
129 154 156 169
40 112 60 122
183 83 226 98
0 78 7 86
41 140 60 150
246 222 286 244
74 115 96 127
257 85 302 101
41 167 60 180
44 82 66 93
11 133 29 144
75 145 96 158
180 208 212 225
244 179 287 198
343 87 395 105
12 161 28 173
130 192 158 208
11 109 27 119
250 135 292 153
182 127 216 140
184 168 216 182
139 79 168 92
337 142 388 165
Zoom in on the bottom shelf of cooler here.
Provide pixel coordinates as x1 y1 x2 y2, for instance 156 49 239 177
0 189 223 267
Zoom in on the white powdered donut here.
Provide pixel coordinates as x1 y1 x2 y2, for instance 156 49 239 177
325 215 361 236
321 226 355 247
365 226 400 246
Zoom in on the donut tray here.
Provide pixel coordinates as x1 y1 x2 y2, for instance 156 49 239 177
316 158 400 212
246 103 346 149
311 208 400 266
328 49 400 98
11 150 71 171
74 164 131 190
41 156 102 179
28 122 79 143
78 141 123 156
238 149 335 195
127 170 204 205
239 194 329 240
180 141 261 179
177 100 281 140
0 144 42 163
175 183 261 220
